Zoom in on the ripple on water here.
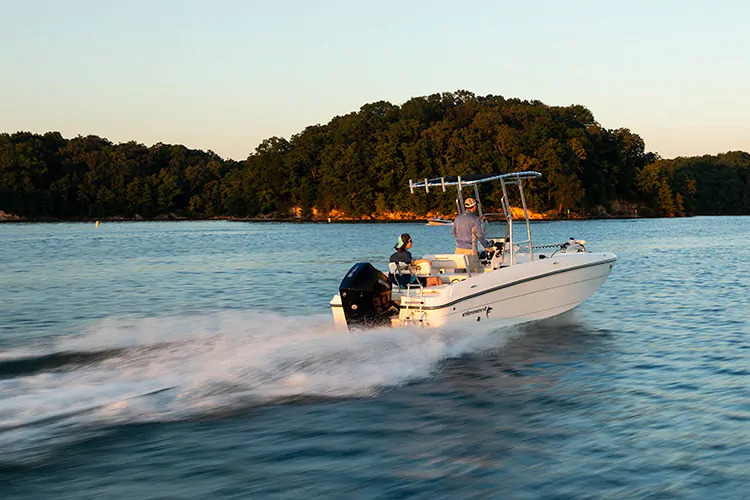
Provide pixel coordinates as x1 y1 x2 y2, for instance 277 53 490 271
0 217 748 498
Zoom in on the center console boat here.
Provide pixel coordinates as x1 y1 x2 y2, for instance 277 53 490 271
330 171 617 331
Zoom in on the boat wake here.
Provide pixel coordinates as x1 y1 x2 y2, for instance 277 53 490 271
0 310 519 464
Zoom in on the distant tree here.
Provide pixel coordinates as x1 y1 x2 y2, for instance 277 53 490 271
674 192 685 216
1 94 746 220
657 178 675 216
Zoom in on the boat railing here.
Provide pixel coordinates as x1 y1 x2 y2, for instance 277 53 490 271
514 238 532 249
509 238 534 261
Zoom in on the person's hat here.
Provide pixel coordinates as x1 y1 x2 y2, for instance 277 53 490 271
396 233 411 249
464 198 477 208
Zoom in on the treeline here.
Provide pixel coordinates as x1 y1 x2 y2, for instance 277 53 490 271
636 152 748 216
0 133 242 218
1 91 747 219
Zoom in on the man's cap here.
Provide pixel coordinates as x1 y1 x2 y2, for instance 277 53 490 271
464 198 477 208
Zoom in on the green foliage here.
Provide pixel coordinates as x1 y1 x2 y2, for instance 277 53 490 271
1 93 747 219
635 152 748 216
657 178 676 216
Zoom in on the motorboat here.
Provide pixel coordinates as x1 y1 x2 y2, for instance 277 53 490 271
426 217 453 226
330 171 617 331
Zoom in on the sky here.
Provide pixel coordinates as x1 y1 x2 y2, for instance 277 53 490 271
1 0 748 160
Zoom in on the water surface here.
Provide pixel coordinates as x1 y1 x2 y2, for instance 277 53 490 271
0 217 748 498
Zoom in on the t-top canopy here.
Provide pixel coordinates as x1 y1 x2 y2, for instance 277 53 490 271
409 171 541 193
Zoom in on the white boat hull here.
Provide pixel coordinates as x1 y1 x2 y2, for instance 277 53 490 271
331 252 616 331
415 252 615 328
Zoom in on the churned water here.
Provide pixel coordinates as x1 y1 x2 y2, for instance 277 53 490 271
0 218 747 499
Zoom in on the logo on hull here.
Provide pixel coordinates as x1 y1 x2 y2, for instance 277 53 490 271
462 306 493 318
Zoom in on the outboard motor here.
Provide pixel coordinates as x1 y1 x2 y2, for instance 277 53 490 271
339 262 397 329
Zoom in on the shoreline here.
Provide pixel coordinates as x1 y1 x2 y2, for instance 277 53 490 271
0 214 695 224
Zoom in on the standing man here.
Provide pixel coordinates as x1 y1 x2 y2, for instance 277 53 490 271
453 198 492 271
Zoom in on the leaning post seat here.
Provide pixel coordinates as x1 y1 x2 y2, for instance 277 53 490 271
421 254 471 275
388 261 411 288
388 261 445 288
388 261 411 276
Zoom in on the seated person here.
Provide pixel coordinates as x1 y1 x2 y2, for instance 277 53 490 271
389 233 442 287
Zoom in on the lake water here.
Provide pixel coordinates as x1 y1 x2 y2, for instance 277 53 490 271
0 217 748 498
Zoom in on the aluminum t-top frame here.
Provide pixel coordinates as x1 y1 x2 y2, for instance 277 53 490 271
409 171 542 266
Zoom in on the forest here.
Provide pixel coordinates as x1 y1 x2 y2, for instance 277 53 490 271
1 91 748 220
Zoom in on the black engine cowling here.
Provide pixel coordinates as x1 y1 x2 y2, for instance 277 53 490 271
339 262 396 329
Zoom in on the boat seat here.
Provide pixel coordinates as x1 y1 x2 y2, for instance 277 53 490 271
389 260 433 276
423 254 472 275
388 262 442 287
388 261 414 288
388 261 410 275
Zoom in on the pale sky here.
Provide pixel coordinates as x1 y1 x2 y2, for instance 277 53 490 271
1 0 748 160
